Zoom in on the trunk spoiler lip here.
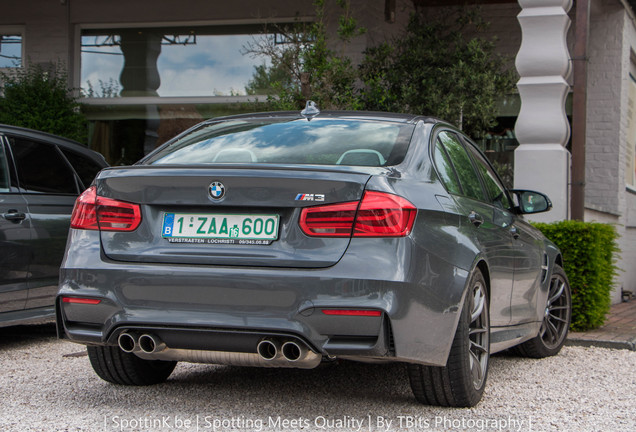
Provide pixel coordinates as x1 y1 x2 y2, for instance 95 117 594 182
97 163 393 178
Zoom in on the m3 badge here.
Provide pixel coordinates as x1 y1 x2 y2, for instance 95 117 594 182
295 193 325 202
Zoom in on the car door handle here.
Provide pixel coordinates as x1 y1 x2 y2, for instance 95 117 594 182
3 210 26 222
510 226 520 239
468 211 483 228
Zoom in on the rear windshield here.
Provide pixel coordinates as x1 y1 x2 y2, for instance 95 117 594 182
144 118 415 167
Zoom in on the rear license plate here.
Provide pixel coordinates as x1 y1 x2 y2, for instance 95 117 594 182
162 213 279 245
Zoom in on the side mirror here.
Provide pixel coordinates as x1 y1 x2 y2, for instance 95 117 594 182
510 190 552 214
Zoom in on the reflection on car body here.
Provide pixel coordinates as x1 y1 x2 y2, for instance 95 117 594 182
56 103 571 407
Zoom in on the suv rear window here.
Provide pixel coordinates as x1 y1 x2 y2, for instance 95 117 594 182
145 118 415 167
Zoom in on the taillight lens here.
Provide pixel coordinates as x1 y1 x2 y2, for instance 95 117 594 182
70 186 98 230
299 201 358 237
354 191 416 237
70 186 142 232
299 191 416 238
97 195 142 231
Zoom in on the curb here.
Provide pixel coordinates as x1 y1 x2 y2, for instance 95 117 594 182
565 337 636 351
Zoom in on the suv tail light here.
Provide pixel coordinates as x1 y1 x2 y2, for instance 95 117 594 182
70 186 142 232
299 191 416 237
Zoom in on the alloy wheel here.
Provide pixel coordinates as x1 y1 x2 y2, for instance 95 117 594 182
468 281 489 390
540 272 571 349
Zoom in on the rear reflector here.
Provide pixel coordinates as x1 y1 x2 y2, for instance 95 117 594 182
62 297 101 305
321 309 382 317
70 186 142 232
299 191 416 237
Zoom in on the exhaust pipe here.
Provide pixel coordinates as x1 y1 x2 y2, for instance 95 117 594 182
138 334 166 354
282 341 307 362
118 332 136 353
130 334 321 369
257 339 280 361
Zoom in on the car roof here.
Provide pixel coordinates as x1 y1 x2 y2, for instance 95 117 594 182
202 110 442 125
0 123 108 166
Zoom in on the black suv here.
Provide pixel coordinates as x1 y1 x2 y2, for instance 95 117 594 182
0 125 107 327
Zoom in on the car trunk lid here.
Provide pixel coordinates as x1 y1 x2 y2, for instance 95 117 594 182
96 165 374 268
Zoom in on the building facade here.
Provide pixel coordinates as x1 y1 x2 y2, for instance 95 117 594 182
0 0 634 303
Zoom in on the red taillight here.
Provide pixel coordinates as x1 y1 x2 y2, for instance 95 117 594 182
70 186 142 232
354 191 417 237
299 191 416 238
62 297 101 305
299 200 358 237
70 186 99 230
96 195 142 231
321 309 382 317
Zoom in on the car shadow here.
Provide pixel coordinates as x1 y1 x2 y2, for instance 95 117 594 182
170 359 411 402
0 322 57 348
75 359 418 414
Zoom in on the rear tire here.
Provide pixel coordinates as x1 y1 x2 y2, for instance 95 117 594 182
87 345 177 385
408 269 490 407
514 264 571 358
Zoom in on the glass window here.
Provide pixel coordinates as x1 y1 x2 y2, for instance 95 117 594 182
437 131 486 202
145 118 415 167
433 138 462 195
80 27 278 98
465 142 512 209
7 137 78 194
60 148 104 189
0 33 22 68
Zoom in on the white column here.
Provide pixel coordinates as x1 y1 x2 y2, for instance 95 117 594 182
514 0 572 222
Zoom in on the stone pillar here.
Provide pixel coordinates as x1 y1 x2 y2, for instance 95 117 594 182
514 0 572 221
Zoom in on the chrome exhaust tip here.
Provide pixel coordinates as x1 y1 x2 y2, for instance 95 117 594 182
256 339 280 361
118 332 136 353
281 341 306 362
138 334 166 354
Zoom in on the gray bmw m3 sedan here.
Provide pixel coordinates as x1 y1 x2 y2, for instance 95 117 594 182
56 104 571 407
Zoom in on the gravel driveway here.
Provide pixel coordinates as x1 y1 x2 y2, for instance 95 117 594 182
1 324 634 432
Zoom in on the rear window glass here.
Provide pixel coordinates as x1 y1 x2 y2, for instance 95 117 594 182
144 118 415 167
8 137 78 194
60 148 104 189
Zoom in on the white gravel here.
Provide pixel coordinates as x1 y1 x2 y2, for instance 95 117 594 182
1 324 634 432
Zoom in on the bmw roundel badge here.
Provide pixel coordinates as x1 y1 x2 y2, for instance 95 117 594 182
208 181 226 200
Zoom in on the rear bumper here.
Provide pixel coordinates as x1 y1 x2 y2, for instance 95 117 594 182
57 230 469 366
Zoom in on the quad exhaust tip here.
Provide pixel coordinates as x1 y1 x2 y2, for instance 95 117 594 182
138 333 166 354
256 339 280 360
281 341 305 362
118 332 166 354
258 339 308 362
118 332 136 353
119 332 319 368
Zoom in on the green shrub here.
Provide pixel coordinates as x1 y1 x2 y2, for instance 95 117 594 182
533 221 620 331
0 63 87 142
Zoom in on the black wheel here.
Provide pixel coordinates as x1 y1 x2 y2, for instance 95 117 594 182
515 264 571 358
87 345 177 385
408 269 490 407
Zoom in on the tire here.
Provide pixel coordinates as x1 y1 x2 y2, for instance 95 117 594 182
514 264 571 358
87 345 177 385
408 269 490 407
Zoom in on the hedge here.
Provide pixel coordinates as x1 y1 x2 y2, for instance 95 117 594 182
533 221 620 332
